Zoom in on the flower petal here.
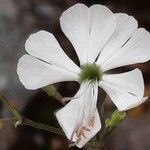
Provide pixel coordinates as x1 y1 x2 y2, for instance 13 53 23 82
96 13 138 66
60 4 90 65
25 30 80 74
87 5 116 63
56 83 87 140
56 82 101 148
99 69 146 111
17 55 78 90
60 4 116 64
101 28 150 72
56 98 81 141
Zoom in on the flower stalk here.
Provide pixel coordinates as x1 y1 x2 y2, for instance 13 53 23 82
0 93 64 136
0 117 64 136
0 93 21 120
43 85 65 105
0 92 126 149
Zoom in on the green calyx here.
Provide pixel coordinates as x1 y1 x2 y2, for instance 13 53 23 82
105 110 126 129
43 85 56 97
79 63 102 83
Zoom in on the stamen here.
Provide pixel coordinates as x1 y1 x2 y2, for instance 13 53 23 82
88 116 95 128
76 137 81 144
71 120 94 144
76 126 89 139
75 125 90 144
69 81 98 144
70 124 80 141
82 126 91 132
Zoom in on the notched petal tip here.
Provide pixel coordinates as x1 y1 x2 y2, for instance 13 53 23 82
25 30 50 50
115 13 138 25
100 69 145 112
89 4 113 13
60 3 88 20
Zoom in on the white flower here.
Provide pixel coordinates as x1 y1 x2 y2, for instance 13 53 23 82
17 4 150 148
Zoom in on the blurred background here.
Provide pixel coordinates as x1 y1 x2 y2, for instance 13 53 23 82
0 0 150 150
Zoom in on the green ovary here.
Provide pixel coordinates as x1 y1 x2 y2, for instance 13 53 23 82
79 63 102 83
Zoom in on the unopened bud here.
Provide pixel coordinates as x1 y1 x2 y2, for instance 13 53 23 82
105 110 126 128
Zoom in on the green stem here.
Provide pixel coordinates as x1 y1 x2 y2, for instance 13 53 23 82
0 92 64 136
0 117 17 126
0 93 21 120
43 85 64 105
22 117 64 136
0 117 64 136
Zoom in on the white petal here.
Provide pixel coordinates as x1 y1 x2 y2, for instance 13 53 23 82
60 4 116 64
99 69 145 111
102 69 144 99
56 82 88 141
101 28 150 72
60 4 90 64
25 30 80 74
56 83 87 140
56 82 101 148
96 13 138 65
87 5 116 63
56 98 81 140
17 55 78 90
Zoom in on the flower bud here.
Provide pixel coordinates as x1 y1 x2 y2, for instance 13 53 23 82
105 110 126 128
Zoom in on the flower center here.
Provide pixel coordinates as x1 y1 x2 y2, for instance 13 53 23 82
79 63 102 83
